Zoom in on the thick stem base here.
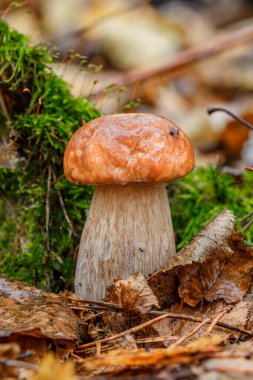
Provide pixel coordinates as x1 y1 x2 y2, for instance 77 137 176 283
75 182 176 299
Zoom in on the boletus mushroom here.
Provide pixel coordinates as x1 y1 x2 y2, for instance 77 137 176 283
64 113 194 299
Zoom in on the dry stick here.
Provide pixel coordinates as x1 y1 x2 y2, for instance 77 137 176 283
207 107 253 131
75 313 176 351
203 307 232 337
52 168 78 238
170 318 211 348
97 23 253 91
136 336 179 344
242 219 253 232
67 296 122 310
240 210 253 224
45 163 52 253
69 295 253 339
69 299 253 337
148 311 253 337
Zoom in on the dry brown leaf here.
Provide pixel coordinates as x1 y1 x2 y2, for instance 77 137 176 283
149 210 253 307
80 335 223 372
107 273 159 314
0 279 84 361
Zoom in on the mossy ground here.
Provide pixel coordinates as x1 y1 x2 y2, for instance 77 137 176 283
0 20 99 290
0 21 253 291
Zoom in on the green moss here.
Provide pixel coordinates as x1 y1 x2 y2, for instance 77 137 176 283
0 20 99 290
169 166 253 249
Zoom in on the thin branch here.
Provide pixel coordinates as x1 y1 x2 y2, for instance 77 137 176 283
148 311 253 337
67 296 122 310
203 306 232 337
70 298 253 338
240 211 253 224
242 219 253 232
170 318 211 348
207 107 253 130
52 168 78 238
136 335 179 344
75 313 177 351
97 23 253 91
52 174 65 186
45 163 52 253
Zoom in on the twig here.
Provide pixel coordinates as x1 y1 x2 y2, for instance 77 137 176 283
70 299 253 337
148 311 253 337
0 358 38 371
240 211 253 223
136 335 179 344
97 23 253 91
45 163 52 252
207 107 253 130
0 89 11 124
242 219 253 232
69 305 113 312
67 296 122 310
203 307 232 337
75 313 177 351
170 318 211 348
52 168 78 238
52 174 65 186
70 297 252 341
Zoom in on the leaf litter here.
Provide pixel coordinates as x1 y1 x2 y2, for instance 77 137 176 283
2 209 253 379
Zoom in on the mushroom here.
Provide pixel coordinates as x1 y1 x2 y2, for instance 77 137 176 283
64 113 194 299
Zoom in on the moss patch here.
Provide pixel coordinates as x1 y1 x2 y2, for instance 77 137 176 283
0 20 99 290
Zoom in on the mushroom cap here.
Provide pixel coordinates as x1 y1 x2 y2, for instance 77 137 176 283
64 113 194 185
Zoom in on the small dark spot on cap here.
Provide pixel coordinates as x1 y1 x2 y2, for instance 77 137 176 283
139 248 144 252
167 125 179 138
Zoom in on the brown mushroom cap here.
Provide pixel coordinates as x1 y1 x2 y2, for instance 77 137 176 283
64 113 194 185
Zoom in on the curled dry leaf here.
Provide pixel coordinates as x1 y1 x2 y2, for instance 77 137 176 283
149 210 253 307
107 273 159 314
0 279 84 361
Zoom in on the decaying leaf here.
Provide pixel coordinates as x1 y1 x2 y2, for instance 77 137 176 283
149 210 253 307
107 273 159 313
80 335 223 372
0 279 85 361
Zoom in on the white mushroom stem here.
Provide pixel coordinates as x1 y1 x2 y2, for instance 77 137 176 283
74 182 176 300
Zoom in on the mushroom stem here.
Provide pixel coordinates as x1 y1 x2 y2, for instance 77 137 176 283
75 182 176 300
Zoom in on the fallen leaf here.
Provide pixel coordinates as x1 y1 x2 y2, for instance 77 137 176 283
0 279 85 361
107 273 159 314
149 210 253 307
